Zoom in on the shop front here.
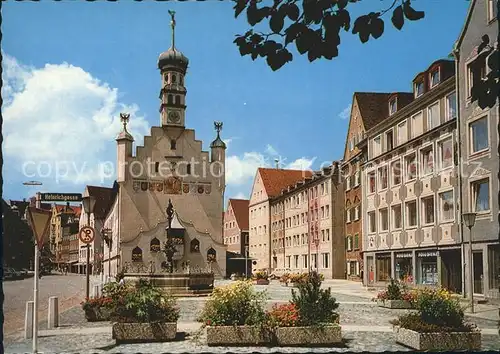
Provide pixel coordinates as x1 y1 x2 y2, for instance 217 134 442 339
416 250 438 286
395 252 413 283
375 253 391 282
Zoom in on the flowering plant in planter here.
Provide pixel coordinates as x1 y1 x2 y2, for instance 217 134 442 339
110 279 180 323
279 273 290 283
266 303 300 327
254 270 268 280
81 296 114 321
198 280 268 326
393 288 476 332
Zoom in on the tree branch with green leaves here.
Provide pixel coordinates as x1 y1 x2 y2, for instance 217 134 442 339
233 0 425 71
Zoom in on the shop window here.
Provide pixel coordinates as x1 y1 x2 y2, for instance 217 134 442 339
488 245 500 290
417 251 438 285
376 254 391 281
395 253 413 283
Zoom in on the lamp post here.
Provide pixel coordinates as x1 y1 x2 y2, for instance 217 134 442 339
245 245 249 279
82 195 96 300
163 199 176 274
462 212 477 314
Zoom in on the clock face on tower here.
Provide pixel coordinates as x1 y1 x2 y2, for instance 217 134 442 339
168 111 181 124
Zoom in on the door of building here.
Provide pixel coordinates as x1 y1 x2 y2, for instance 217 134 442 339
473 251 484 295
367 256 374 284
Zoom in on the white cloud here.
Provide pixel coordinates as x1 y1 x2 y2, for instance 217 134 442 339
233 192 248 200
338 104 352 120
265 144 279 156
2 53 150 186
225 144 316 188
286 157 316 171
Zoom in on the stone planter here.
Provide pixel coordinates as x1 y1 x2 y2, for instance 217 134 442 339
84 307 111 322
288 282 298 287
112 322 177 343
276 325 342 346
377 299 413 309
255 279 270 285
280 282 288 287
206 325 269 346
394 326 481 351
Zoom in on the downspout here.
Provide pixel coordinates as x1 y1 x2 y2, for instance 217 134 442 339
453 47 466 298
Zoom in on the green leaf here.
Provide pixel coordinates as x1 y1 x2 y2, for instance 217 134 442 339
336 0 348 10
285 22 306 45
233 0 249 18
402 0 425 21
337 9 351 31
270 10 286 33
391 5 405 30
370 17 384 39
287 3 300 21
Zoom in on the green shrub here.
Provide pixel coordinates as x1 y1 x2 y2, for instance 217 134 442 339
198 280 268 326
110 279 179 323
386 278 402 300
414 288 463 328
291 271 339 326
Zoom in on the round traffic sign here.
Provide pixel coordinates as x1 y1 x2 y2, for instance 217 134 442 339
79 226 96 244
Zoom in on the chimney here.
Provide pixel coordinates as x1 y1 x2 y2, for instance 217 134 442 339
274 158 280 169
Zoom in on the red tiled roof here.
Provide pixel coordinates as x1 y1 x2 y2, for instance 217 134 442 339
54 204 82 216
229 199 249 231
258 168 314 198
87 185 117 220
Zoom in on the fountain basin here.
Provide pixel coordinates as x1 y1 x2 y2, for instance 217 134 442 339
124 272 214 297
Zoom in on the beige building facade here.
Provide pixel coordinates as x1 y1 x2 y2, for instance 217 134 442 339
111 18 228 278
249 168 312 273
362 60 462 292
270 163 345 279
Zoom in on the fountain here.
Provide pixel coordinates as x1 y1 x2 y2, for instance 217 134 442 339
121 200 215 296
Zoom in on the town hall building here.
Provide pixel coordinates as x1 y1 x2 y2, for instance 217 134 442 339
99 13 228 278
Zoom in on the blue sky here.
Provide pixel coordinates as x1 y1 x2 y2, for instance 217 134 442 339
2 0 469 203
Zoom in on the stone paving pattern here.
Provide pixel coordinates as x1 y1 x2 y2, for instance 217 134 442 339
5 278 499 353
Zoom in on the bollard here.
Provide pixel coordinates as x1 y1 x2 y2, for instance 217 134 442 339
48 296 59 329
24 301 34 339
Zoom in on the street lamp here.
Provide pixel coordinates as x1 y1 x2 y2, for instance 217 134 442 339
82 195 96 299
463 212 477 313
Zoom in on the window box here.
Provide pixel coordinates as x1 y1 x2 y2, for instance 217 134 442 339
394 326 481 351
112 322 177 343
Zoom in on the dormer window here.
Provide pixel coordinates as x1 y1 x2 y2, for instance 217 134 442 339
430 68 440 88
170 139 176 150
414 81 424 98
389 98 397 115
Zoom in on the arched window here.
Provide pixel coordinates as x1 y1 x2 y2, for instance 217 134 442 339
132 246 143 262
167 94 173 104
175 95 181 105
190 239 200 253
172 74 177 83
179 75 183 85
170 139 176 150
354 234 359 250
150 238 160 253
207 247 216 262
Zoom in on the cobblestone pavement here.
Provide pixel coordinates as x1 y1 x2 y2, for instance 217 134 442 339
5 279 499 353
3 274 86 336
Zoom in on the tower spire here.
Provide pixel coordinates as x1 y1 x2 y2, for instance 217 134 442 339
168 10 176 50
